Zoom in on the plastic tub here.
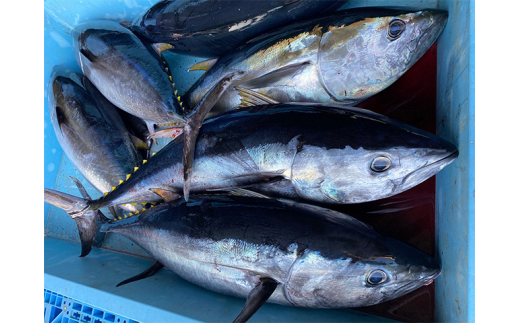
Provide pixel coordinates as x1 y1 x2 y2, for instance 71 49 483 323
44 0 475 322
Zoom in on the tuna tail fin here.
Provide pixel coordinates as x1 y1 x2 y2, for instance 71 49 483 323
44 188 95 257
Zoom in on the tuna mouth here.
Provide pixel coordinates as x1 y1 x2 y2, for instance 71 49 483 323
422 268 442 285
401 149 458 189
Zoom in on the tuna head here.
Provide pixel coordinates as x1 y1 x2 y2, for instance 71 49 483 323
285 235 441 308
291 107 458 204
318 7 448 102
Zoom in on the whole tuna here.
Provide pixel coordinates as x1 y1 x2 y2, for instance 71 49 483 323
102 195 441 323
47 66 150 254
184 7 449 116
71 20 186 136
127 0 347 57
44 104 457 255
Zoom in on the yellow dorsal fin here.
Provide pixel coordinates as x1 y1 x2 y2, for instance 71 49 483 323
152 43 174 56
188 58 218 72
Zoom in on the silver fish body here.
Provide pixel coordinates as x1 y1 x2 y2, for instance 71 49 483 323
102 195 441 311
72 20 185 130
47 66 143 194
184 7 449 117
84 103 457 210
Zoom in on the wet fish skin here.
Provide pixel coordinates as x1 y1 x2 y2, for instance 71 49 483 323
184 7 449 116
102 195 441 319
47 66 143 195
80 103 457 210
72 20 185 129
129 0 347 57
44 103 457 256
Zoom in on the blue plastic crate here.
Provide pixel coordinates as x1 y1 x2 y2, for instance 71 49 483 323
44 289 139 323
44 0 475 322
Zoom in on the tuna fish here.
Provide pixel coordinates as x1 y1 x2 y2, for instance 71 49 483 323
101 195 441 323
44 104 457 256
71 20 187 137
47 66 152 253
184 7 449 113
126 0 347 57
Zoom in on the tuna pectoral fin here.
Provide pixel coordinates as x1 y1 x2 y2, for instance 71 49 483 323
233 277 278 323
183 72 244 201
116 261 164 287
235 87 279 108
151 188 182 202
44 188 96 257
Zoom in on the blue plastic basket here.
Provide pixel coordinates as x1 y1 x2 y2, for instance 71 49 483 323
44 289 139 323
44 0 475 322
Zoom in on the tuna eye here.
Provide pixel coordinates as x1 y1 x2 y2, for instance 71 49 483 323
371 156 391 172
367 270 387 285
388 19 405 40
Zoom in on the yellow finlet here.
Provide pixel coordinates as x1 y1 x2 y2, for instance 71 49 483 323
131 203 136 206
175 90 178 96
134 167 139 172
119 180 124 185
104 192 109 196
129 213 133 217
169 76 172 81
126 174 131 180
135 210 140 215
118 217 122 220
112 187 116 191
177 96 181 101
152 152 157 156
143 160 147 164
172 83 175 88
124 214 128 218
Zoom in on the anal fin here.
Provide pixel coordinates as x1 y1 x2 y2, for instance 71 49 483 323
130 134 150 150
116 261 164 287
148 127 183 140
233 277 278 323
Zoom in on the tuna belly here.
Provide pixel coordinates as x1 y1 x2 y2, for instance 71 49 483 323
156 253 292 306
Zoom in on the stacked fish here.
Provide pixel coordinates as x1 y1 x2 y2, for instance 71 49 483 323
44 1 455 322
